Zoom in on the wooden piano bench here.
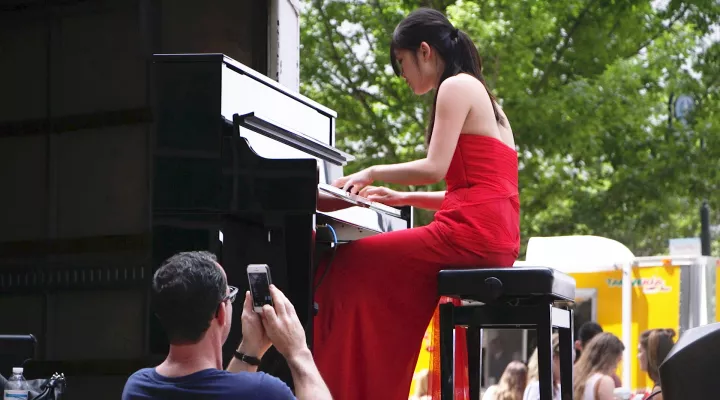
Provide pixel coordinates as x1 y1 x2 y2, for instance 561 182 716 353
437 267 576 400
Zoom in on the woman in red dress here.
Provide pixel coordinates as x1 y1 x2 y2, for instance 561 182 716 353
314 8 520 400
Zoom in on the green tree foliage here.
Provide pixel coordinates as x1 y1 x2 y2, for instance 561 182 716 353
300 0 720 256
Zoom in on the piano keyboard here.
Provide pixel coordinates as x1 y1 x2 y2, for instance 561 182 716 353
318 183 403 218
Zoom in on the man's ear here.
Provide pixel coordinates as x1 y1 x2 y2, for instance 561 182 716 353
575 340 582 352
216 301 228 327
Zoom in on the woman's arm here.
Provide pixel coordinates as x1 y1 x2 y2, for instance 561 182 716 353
335 76 473 192
401 191 446 211
369 77 471 186
358 186 445 211
596 375 617 400
318 187 445 211
369 159 443 186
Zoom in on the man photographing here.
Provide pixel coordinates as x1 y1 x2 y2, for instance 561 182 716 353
122 251 331 400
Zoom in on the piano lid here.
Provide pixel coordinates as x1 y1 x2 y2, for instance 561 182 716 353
153 53 337 118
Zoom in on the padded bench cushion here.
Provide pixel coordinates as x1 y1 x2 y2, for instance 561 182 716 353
438 267 576 303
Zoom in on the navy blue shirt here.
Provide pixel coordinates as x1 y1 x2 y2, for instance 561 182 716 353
122 368 296 400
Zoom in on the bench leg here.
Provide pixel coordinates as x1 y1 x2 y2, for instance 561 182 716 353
537 305 554 400
558 309 574 400
439 303 455 400
466 326 482 400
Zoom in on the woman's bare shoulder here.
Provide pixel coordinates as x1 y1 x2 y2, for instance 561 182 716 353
497 106 512 129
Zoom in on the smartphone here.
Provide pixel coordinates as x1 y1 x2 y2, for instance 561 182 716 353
247 264 273 313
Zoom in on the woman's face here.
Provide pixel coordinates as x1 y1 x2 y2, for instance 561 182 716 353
394 44 438 95
638 345 648 372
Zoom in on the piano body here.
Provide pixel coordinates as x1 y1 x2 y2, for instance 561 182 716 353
151 53 412 383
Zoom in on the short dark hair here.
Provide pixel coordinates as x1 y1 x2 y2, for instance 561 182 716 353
578 321 604 345
152 251 226 344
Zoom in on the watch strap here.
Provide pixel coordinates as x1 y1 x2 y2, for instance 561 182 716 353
234 351 261 366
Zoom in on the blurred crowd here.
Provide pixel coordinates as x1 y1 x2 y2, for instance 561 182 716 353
409 322 676 400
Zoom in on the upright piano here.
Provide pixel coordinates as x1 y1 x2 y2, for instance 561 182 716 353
151 53 412 385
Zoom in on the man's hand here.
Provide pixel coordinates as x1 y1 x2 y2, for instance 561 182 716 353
260 285 308 359
260 285 333 400
239 290 272 358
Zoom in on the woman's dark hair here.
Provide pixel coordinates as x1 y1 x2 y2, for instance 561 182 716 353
640 328 676 384
390 8 502 144
578 321 604 345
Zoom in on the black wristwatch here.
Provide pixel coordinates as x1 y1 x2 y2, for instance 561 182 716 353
234 351 261 366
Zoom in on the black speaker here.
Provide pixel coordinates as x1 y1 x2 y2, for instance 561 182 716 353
659 322 720 399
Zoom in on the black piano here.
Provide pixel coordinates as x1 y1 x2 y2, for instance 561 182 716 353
151 53 412 385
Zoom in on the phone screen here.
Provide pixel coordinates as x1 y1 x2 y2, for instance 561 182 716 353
248 271 272 309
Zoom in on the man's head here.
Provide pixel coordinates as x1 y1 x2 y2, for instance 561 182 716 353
152 251 237 346
575 321 604 355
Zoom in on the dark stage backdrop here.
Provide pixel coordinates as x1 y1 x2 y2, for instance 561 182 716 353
0 1 268 398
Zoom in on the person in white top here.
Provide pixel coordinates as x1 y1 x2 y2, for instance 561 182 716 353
573 332 625 400
523 333 561 400
482 360 527 400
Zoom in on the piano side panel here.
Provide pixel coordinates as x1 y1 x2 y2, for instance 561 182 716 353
153 156 223 212
149 57 228 354
153 58 222 152
152 57 224 211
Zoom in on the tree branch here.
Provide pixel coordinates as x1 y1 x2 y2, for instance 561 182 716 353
532 0 600 94
318 1 424 130
370 0 396 36
626 5 689 58
312 1 399 158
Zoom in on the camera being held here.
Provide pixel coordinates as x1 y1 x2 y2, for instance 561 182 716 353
247 264 274 313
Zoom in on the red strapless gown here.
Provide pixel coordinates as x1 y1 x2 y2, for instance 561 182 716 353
313 135 520 400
